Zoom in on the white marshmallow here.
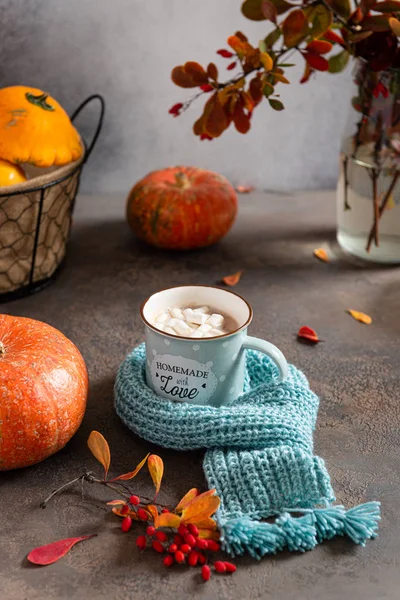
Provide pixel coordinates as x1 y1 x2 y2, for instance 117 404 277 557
197 323 213 333
169 318 193 336
155 311 169 324
170 307 184 320
164 326 176 335
193 306 210 314
206 313 224 328
190 330 204 338
209 328 224 337
183 308 208 326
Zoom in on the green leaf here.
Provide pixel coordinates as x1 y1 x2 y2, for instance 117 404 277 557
242 0 268 20
307 4 333 38
263 28 282 48
277 62 296 67
328 49 350 73
330 0 351 18
263 82 275 96
269 98 285 110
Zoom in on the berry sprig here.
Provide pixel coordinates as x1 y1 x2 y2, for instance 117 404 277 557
31 431 236 583
132 521 236 582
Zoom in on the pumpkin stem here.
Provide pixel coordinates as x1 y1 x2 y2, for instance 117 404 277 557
25 92 55 112
0 341 5 356
174 172 190 189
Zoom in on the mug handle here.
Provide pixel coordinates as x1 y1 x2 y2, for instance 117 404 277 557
242 335 288 381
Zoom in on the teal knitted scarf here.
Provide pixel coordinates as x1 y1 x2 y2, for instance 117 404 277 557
114 344 380 558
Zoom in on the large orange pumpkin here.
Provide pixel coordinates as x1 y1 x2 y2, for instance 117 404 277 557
0 314 88 470
126 166 238 249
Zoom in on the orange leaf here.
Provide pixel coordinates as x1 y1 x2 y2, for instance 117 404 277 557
171 66 198 88
300 61 313 84
193 516 218 530
272 71 290 84
235 185 255 193
148 454 164 497
87 431 111 479
313 248 329 262
155 512 182 529
297 325 320 344
181 494 220 524
323 29 345 45
283 9 308 47
112 507 139 519
306 40 332 54
347 310 372 325
198 528 221 540
222 270 243 286
146 504 159 523
27 535 96 566
179 489 217 513
176 488 199 512
110 453 150 481
106 499 126 506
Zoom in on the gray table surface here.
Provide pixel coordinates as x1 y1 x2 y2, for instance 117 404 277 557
0 191 399 600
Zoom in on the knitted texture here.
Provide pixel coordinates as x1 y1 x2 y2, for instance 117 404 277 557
115 344 380 558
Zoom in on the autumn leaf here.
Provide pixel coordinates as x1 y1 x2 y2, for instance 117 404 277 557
181 493 220 524
193 516 218 530
282 9 308 47
313 247 329 262
221 270 243 286
146 504 159 523
306 40 332 54
109 453 150 482
235 185 255 193
175 488 199 512
198 528 221 540
106 499 126 506
260 51 274 70
155 512 182 529
269 98 285 110
389 17 400 36
112 507 139 519
297 325 320 344
27 535 96 566
347 309 372 325
304 52 329 71
148 454 164 497
87 431 111 480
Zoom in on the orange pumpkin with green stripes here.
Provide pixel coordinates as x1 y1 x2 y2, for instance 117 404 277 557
126 166 238 249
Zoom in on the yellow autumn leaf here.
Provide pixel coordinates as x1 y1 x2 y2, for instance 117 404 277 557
148 454 164 497
87 431 111 480
112 507 139 519
179 489 217 513
313 247 329 263
110 453 150 481
155 512 182 529
198 528 220 540
386 194 396 210
181 494 220 524
194 517 218 530
146 504 159 523
272 71 290 84
260 51 273 71
106 499 125 506
347 309 372 325
389 17 400 36
175 488 199 512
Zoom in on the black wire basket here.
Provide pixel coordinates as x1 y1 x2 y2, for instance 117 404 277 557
0 94 105 303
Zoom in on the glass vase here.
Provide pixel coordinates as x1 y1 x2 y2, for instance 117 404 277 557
337 61 400 263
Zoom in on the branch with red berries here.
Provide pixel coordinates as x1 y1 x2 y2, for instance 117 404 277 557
169 0 400 140
27 431 237 584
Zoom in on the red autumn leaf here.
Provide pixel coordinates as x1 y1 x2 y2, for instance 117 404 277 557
200 84 214 92
262 0 277 23
171 66 199 88
249 76 263 104
217 49 234 58
235 185 255 193
282 9 308 47
323 29 345 45
300 61 313 84
204 93 228 137
233 103 251 134
227 61 237 70
297 326 320 344
303 52 329 71
183 62 209 85
221 270 243 286
350 6 364 23
168 102 183 115
27 535 96 566
200 133 213 140
306 40 333 54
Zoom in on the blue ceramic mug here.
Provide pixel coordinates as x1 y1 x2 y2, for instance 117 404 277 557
141 285 288 407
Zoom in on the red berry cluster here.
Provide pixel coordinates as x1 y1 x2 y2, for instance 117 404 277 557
120 495 149 533
135 522 236 582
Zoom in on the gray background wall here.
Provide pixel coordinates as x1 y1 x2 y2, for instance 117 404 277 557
0 0 353 194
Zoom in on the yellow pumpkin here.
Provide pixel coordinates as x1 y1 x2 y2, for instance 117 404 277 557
0 158 26 187
0 86 83 167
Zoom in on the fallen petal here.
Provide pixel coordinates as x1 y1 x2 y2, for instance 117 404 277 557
347 310 372 325
297 326 320 344
313 248 330 263
221 270 243 286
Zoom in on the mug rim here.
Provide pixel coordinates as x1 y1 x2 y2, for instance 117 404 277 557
140 284 253 341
